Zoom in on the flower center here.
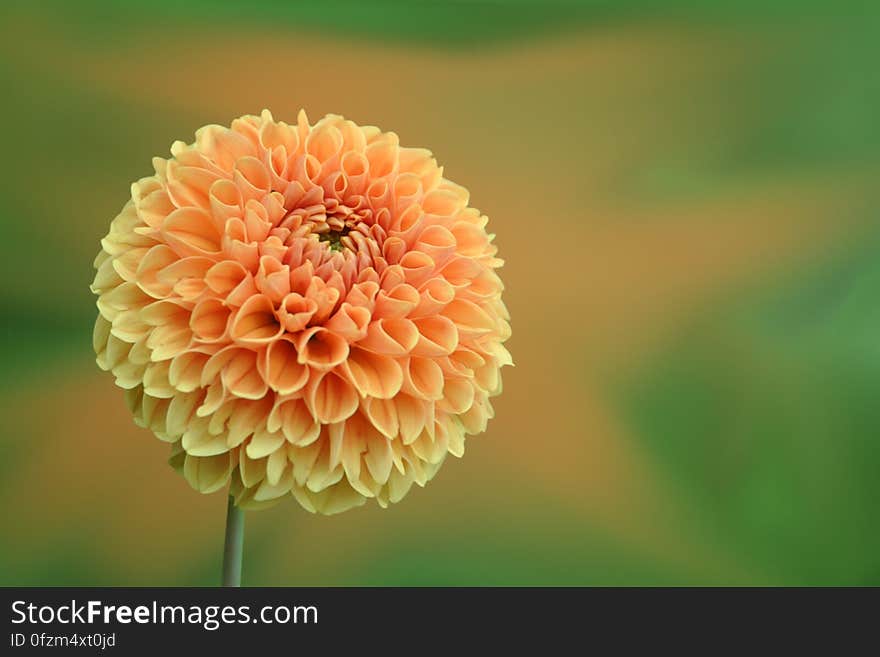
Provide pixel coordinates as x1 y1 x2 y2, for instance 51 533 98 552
317 226 351 252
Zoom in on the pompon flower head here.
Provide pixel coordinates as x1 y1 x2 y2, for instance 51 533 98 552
91 110 511 515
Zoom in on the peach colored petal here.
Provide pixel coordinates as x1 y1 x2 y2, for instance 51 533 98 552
230 294 283 344
412 316 458 357
363 397 399 439
411 277 455 318
343 348 403 399
295 327 349 370
169 351 212 392
358 317 419 355
190 298 231 342
270 399 320 446
203 259 240 293
403 356 445 401
396 393 427 445
373 283 420 319
255 255 290 304
442 298 496 337
306 371 359 424
261 339 309 395
324 302 370 341
161 207 224 257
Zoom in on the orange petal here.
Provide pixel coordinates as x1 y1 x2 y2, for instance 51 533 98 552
414 225 456 264
410 278 455 319
233 156 271 202
412 316 458 356
190 298 231 342
208 178 243 226
373 283 420 319
396 393 427 444
363 397 399 439
256 255 290 304
277 292 317 332
272 399 320 446
262 339 309 394
343 348 403 399
442 299 495 337
295 327 349 370
324 303 370 341
205 260 248 296
161 207 223 257
230 294 282 344
306 371 358 423
221 349 268 399
165 160 220 209
305 278 342 325
439 378 475 414
403 356 444 400
169 350 212 392
135 245 177 298
398 250 435 288
357 318 418 356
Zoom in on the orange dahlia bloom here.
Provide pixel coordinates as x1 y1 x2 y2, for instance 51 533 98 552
91 110 511 514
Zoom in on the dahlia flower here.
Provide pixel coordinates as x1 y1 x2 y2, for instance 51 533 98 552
91 110 511 516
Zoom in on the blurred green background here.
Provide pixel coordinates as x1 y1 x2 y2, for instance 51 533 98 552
1 1 878 585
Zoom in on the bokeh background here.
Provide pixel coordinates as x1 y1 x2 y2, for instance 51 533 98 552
2 1 879 585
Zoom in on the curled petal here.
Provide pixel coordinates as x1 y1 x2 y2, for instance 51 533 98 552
261 339 309 394
363 397 399 439
230 294 283 344
324 303 370 341
358 318 419 356
305 278 342 325
208 179 243 226
246 426 286 459
306 371 358 424
412 316 458 356
161 207 223 257
439 256 483 288
270 399 321 446
183 452 233 493
203 347 268 400
295 327 349 370
255 255 290 304
233 156 271 202
403 356 445 401
373 283 420 319
395 394 427 444
277 292 318 332
190 298 231 342
439 377 475 414
343 348 403 399
442 298 496 337
169 351 212 392
411 278 455 319
135 245 177 298
414 225 456 265
398 250 435 288
422 188 464 217
157 256 214 295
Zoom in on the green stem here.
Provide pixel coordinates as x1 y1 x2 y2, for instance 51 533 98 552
221 495 245 587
